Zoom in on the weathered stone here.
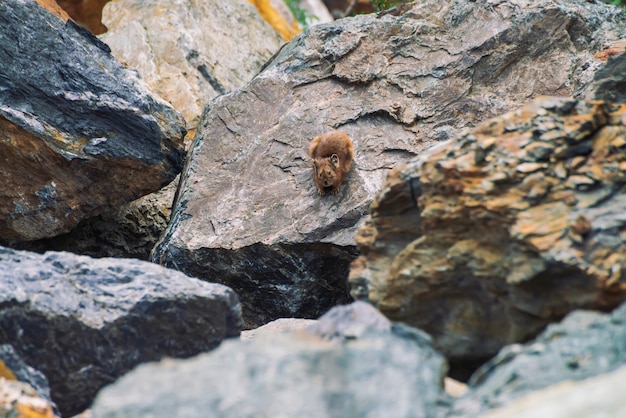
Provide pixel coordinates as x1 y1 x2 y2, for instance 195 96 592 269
0 345 55 412
479 365 626 418
11 177 178 260
91 302 446 418
100 0 284 134
240 317 317 341
449 302 626 416
0 0 186 242
0 378 58 418
153 0 626 328
585 47 626 104
351 97 626 364
0 246 242 417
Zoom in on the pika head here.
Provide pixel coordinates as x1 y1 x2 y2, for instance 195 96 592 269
308 131 354 196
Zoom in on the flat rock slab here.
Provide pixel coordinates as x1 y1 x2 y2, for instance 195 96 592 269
351 97 626 363
0 0 186 241
91 302 446 418
0 246 242 417
450 302 626 416
152 0 626 328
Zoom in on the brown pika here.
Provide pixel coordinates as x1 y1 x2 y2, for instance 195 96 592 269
308 130 355 196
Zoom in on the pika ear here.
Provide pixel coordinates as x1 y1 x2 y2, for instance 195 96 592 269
330 154 339 166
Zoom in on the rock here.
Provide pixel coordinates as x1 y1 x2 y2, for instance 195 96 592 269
351 96 626 365
240 317 317 341
0 345 55 412
100 0 284 134
0 246 242 417
479 365 626 418
91 302 446 418
450 302 626 416
11 177 178 260
152 0 626 328
55 0 112 34
585 46 626 103
0 378 58 418
0 0 186 242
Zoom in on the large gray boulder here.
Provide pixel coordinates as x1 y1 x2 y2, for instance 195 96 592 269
0 0 186 242
91 302 447 418
0 246 242 417
449 302 626 416
152 0 626 328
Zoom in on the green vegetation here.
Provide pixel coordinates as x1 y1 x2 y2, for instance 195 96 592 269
372 0 408 12
285 0 317 30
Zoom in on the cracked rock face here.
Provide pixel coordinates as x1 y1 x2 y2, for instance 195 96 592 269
0 246 242 417
0 0 186 242
152 0 626 328
351 97 626 364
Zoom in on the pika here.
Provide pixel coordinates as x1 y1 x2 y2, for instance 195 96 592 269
308 130 355 196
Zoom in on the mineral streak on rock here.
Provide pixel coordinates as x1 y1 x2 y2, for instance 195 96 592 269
351 97 626 363
0 0 186 241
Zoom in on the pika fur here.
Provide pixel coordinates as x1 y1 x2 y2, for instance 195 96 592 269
308 130 355 196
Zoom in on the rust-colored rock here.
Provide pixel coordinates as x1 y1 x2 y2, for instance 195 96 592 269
0 379 57 418
54 0 111 34
351 97 626 363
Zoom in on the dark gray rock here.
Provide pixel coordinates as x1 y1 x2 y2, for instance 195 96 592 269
0 0 186 242
0 344 55 411
587 52 626 103
0 246 242 417
152 0 626 328
91 302 447 418
449 302 626 416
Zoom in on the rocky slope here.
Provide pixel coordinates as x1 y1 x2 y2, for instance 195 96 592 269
152 0 626 327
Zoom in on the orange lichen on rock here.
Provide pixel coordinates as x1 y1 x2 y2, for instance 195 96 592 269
246 0 301 41
0 378 57 418
350 96 626 361
594 40 626 61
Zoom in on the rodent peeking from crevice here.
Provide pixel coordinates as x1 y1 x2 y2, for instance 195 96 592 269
308 130 355 196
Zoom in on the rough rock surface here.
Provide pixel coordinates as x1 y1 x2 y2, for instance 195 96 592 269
91 302 446 418
100 0 284 134
480 365 626 418
449 302 626 416
351 96 626 364
152 0 626 328
0 378 58 418
11 177 178 260
0 0 186 242
0 246 242 417
0 345 54 410
585 48 626 104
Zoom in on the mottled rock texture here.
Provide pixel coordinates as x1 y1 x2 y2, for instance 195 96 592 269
0 0 186 242
351 97 626 364
0 246 242 417
0 345 54 411
450 302 626 416
152 0 626 328
100 0 284 133
480 365 626 418
0 378 57 418
11 177 178 260
91 302 446 418
585 48 626 104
